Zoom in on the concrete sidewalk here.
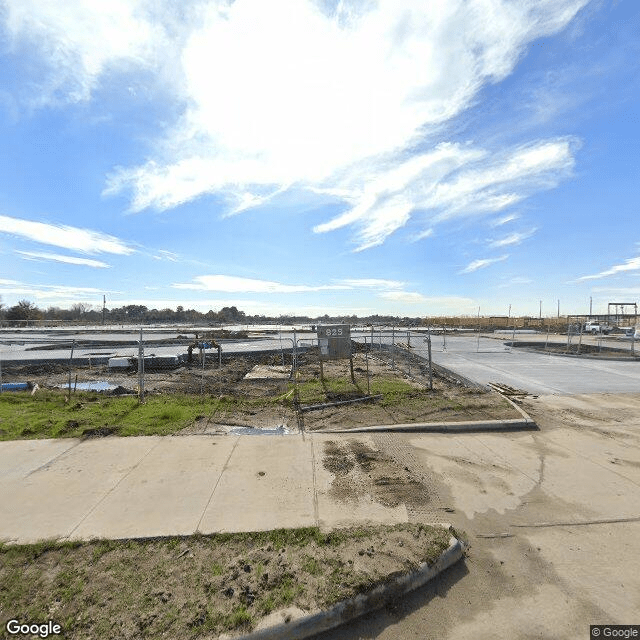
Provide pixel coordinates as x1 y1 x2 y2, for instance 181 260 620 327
0 434 412 544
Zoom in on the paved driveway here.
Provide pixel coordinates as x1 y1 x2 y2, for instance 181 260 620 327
412 335 640 395
310 392 640 640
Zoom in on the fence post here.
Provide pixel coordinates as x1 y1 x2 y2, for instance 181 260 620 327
427 335 433 390
292 336 297 379
365 337 370 395
545 323 550 352
138 327 145 403
391 326 395 370
67 339 75 399
577 322 584 355
201 343 205 396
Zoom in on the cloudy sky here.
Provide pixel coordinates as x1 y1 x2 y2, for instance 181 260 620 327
0 0 638 318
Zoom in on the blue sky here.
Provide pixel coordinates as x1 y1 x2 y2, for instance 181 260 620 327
0 0 638 318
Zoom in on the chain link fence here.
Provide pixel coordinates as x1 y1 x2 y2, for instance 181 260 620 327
502 321 638 358
2 323 638 402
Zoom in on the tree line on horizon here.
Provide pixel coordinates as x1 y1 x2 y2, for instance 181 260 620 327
0 299 421 326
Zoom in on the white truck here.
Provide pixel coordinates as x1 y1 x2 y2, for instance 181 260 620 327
584 322 612 335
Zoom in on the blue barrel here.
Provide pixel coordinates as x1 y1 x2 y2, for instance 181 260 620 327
1 382 30 392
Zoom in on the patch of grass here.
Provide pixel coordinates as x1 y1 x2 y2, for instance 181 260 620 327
226 605 253 629
0 391 224 440
292 374 434 408
301 555 321 575
0 524 452 640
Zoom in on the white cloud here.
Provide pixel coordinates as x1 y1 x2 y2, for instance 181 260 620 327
577 256 640 281
0 281 104 306
172 275 350 294
100 0 585 247
172 274 414 293
489 213 520 227
410 228 434 242
16 251 110 268
0 215 134 254
312 138 575 250
488 228 537 248
3 1 587 249
380 291 475 310
1 0 168 105
339 279 406 289
497 277 534 288
428 140 576 223
460 255 509 274
154 250 180 263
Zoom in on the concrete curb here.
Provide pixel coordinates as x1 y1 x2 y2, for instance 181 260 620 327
315 417 535 433
222 532 464 640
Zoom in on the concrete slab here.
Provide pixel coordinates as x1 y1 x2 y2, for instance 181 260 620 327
0 437 161 543
414 335 640 395
201 435 316 532
409 434 538 519
311 433 409 530
0 438 79 480
243 365 291 380
71 435 236 540
542 428 640 486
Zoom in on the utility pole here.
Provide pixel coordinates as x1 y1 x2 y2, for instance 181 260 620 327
557 299 560 319
539 300 542 320
590 296 593 318
508 304 511 319
102 295 106 325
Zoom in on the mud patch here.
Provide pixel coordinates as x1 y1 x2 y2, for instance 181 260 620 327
322 439 430 510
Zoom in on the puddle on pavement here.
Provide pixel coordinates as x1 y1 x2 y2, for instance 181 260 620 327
56 381 117 392
228 425 294 436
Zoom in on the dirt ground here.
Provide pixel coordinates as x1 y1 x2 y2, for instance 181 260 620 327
0 524 453 640
2 352 520 434
510 341 640 359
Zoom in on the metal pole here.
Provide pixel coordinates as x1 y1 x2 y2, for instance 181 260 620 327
477 306 481 352
292 336 297 378
365 337 370 395
443 325 447 351
577 321 584 355
138 327 144 403
391 326 395 370
408 331 411 378
0 351 2 394
201 345 205 395
67 340 75 399
545 323 550 352
427 335 433 390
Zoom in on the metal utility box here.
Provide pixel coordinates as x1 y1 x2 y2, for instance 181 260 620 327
317 324 351 360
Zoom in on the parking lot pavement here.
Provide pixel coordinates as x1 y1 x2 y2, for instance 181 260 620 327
414 335 640 395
